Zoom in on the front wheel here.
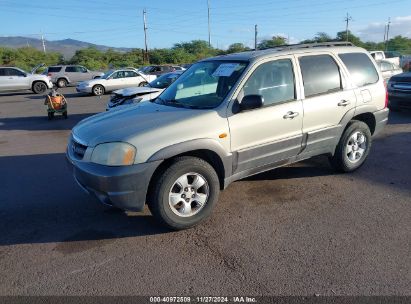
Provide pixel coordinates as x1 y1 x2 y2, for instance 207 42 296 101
32 81 47 94
329 121 372 172
148 157 220 230
92 85 105 96
138 81 148 87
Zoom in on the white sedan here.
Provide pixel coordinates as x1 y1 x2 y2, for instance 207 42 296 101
106 71 183 110
76 69 156 96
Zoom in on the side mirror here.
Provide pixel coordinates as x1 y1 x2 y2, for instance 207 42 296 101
239 95 264 111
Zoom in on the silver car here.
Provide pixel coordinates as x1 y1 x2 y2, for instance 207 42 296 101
67 42 388 230
376 60 403 82
76 69 156 96
46 65 104 88
0 66 53 94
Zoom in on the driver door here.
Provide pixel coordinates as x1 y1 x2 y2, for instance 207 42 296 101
228 57 303 173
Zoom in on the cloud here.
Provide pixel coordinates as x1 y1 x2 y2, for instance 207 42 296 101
356 15 411 42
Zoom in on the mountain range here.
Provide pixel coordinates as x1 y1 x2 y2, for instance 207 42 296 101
0 36 133 59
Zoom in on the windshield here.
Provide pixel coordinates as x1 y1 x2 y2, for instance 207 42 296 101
149 72 181 89
155 61 247 109
101 70 114 79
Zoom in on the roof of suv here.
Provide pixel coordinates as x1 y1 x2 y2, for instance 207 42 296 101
204 42 366 63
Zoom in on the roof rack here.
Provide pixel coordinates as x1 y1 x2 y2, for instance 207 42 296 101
261 41 354 51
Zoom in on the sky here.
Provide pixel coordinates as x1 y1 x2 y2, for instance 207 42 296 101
0 0 410 49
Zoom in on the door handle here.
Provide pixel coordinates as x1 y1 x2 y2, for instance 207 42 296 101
283 111 299 119
338 100 351 106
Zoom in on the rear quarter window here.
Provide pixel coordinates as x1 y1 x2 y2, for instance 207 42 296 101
339 53 379 87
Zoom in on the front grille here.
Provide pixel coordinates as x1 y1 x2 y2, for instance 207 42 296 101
71 138 87 159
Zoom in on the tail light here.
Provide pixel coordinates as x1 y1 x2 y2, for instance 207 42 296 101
384 81 389 108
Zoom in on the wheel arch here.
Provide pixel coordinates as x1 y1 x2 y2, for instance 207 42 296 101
147 139 233 191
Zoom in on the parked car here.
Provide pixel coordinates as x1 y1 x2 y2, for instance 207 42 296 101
138 65 176 76
45 65 104 88
67 42 388 230
0 66 53 94
106 71 184 110
370 51 400 67
387 72 411 111
76 69 156 96
376 60 403 82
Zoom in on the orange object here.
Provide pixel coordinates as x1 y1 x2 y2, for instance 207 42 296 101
219 133 228 138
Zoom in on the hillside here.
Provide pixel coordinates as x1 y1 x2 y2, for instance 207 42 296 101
0 36 132 59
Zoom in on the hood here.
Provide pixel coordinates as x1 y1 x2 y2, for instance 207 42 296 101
31 63 45 74
79 78 104 86
113 86 162 97
390 72 411 83
73 101 211 147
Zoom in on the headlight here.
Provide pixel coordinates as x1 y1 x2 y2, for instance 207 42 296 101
91 142 136 166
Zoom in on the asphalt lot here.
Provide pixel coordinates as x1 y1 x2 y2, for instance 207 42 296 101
0 87 410 296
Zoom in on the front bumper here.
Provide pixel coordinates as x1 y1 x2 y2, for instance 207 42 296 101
76 86 92 93
66 153 161 211
373 108 389 136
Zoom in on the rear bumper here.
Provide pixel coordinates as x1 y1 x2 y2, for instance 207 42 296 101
373 108 389 136
66 153 161 211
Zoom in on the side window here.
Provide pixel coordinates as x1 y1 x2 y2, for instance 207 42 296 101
112 71 125 79
242 59 295 106
338 53 379 87
65 66 76 72
299 55 342 98
77 66 87 73
381 61 392 72
6 68 24 76
124 71 137 77
0 69 5 76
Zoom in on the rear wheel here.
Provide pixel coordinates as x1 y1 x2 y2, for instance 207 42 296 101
148 157 220 230
32 81 47 94
57 78 67 88
92 85 105 96
329 121 372 172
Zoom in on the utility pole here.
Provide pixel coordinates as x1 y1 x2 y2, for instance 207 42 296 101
143 9 149 64
385 17 391 51
207 0 211 47
254 24 258 50
41 33 46 53
344 13 352 42
383 24 387 44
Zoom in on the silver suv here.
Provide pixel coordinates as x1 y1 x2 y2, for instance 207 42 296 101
67 42 389 230
46 65 103 88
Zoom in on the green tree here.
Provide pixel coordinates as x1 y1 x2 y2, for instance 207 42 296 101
226 43 250 53
335 30 363 47
258 36 287 49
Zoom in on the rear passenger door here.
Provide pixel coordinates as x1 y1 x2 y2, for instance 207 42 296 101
338 52 382 105
228 57 303 173
64 66 79 84
295 53 356 154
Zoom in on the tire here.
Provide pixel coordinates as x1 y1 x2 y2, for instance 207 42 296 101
63 111 68 119
148 156 220 230
92 85 105 96
57 78 67 88
47 112 53 120
32 81 47 94
329 120 372 172
138 81 148 87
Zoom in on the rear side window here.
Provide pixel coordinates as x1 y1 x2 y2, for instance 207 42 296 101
299 55 342 97
48 66 62 73
339 53 379 87
0 69 5 76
